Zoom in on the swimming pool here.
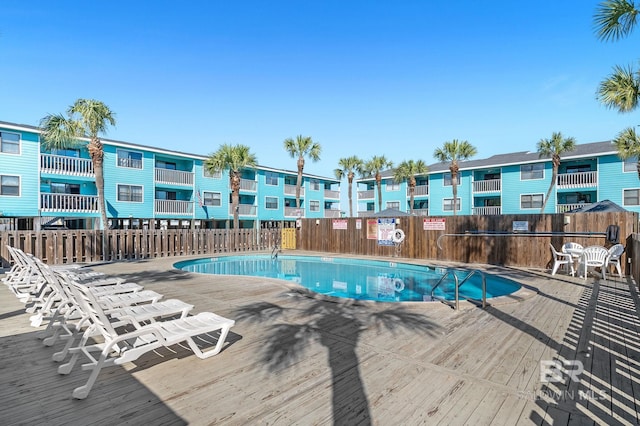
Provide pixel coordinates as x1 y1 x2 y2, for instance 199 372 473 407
174 255 522 303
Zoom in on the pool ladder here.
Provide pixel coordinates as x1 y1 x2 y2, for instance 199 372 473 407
430 269 487 310
271 244 280 260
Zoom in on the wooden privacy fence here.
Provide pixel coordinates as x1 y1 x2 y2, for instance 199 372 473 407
297 212 639 278
0 228 281 267
1 213 638 284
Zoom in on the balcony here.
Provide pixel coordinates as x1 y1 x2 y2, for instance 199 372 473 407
358 190 374 200
41 194 99 213
154 168 194 186
557 203 592 213
557 171 597 189
284 184 304 197
40 154 94 177
240 179 257 192
407 185 429 196
358 211 375 217
473 179 501 193
412 208 429 216
324 209 342 218
473 206 502 215
324 189 340 199
285 207 305 218
229 204 257 216
155 199 193 215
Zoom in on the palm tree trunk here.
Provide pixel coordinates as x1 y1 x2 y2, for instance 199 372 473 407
452 182 458 217
409 187 415 214
347 176 353 217
296 157 304 209
376 174 382 212
540 167 558 213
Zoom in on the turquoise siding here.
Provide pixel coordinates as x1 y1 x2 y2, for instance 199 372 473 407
0 126 40 216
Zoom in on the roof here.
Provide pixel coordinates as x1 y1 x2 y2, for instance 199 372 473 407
0 120 340 183
567 199 627 213
358 140 617 182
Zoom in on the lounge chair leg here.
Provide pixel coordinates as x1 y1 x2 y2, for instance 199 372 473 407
71 353 109 399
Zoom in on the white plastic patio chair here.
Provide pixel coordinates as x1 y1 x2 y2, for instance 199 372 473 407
59 279 235 399
550 243 574 276
577 246 609 280
606 244 625 277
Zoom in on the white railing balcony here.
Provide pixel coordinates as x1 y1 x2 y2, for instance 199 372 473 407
240 179 257 192
358 211 375 217
557 203 591 213
40 154 94 177
324 209 342 218
285 207 305 217
407 185 429 197
41 193 99 213
473 179 501 193
557 171 597 189
154 199 193 215
284 184 304 197
473 206 502 215
412 208 429 216
229 204 257 216
324 189 340 199
358 190 374 200
154 168 194 186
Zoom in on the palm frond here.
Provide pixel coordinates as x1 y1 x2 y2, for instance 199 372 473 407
594 0 639 41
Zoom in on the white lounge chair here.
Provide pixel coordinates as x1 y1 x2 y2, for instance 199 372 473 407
59 280 234 399
606 244 625 277
578 246 609 280
550 243 574 276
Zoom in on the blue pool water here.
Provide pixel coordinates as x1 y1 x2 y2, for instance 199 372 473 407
174 255 522 303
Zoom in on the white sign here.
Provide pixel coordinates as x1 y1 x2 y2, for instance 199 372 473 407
513 221 529 232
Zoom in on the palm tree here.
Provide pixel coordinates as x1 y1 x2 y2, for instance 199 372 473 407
205 144 257 231
536 132 577 213
613 126 640 178
594 0 638 42
433 140 477 217
362 155 393 212
595 0 640 163
40 99 116 230
393 160 428 215
283 135 321 210
334 156 363 217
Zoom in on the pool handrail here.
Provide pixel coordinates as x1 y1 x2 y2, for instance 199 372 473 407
430 269 487 310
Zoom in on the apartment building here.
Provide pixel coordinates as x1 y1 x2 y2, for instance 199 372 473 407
356 141 640 216
0 121 341 230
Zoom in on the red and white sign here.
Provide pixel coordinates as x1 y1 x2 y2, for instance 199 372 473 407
423 218 446 230
332 219 348 230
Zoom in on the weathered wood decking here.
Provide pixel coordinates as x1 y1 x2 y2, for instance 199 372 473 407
1 253 639 425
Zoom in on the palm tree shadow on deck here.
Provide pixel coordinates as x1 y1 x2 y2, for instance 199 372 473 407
233 288 441 425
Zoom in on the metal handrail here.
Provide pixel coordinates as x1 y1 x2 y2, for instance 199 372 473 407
430 268 487 310
271 244 279 260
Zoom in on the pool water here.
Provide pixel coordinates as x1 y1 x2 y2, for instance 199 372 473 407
174 255 521 303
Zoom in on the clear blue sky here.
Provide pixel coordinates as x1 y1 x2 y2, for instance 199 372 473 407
1 0 637 185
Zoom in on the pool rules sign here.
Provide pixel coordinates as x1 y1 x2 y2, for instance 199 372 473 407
377 218 396 246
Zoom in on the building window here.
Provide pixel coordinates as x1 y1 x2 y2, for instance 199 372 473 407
204 168 222 178
386 182 400 191
117 184 143 202
624 157 638 173
265 172 279 186
443 198 461 211
443 173 460 186
310 200 320 211
521 194 543 209
265 196 278 209
0 132 20 154
203 191 221 206
156 160 176 170
310 180 320 190
386 201 400 210
51 183 80 194
117 149 143 169
51 148 79 157
0 175 19 196
156 190 177 200
521 164 544 180
623 189 640 206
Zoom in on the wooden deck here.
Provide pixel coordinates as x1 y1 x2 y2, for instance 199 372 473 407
1 252 639 425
